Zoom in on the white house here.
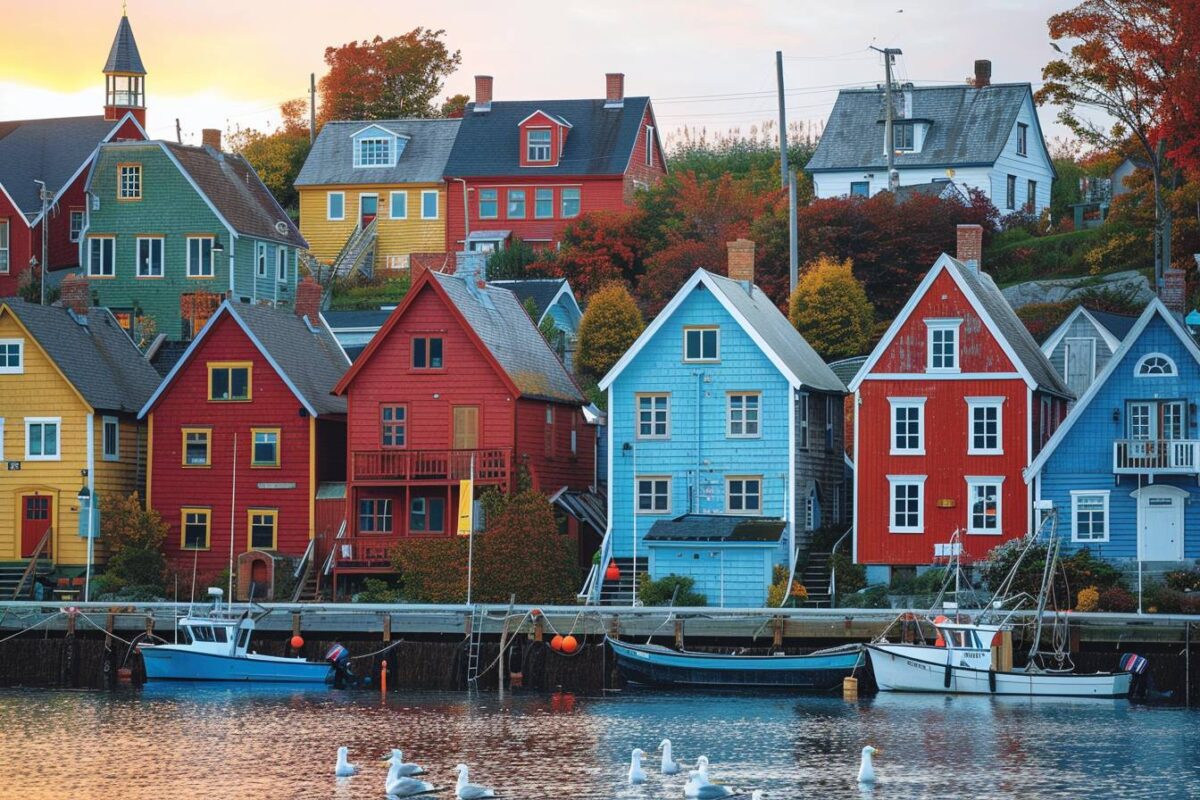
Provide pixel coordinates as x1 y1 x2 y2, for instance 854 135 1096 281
806 60 1056 216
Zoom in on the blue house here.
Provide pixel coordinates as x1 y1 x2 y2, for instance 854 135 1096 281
587 244 847 607
1028 299 1200 566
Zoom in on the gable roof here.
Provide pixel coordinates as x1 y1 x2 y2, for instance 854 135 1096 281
850 254 1071 397
806 83 1043 172
600 268 847 394
488 278 577 324
1026 299 1200 479
0 299 161 414
1087 308 1139 341
445 97 654 177
1039 306 1131 357
294 119 461 187
103 15 146 74
139 301 348 418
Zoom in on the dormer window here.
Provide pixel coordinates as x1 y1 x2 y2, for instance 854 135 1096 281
355 137 392 168
893 123 914 151
527 130 551 162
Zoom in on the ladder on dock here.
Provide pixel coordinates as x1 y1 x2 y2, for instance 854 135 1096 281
466 604 485 687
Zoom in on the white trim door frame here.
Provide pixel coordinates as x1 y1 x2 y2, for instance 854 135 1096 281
1132 484 1186 561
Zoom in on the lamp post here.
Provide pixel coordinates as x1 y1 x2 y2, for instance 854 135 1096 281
77 484 93 602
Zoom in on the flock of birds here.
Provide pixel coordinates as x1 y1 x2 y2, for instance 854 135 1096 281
334 740 881 798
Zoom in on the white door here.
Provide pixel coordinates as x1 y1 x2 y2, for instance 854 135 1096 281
1063 337 1095 397
1137 489 1185 561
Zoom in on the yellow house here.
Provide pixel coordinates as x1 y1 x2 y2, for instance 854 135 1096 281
295 119 460 271
0 281 161 591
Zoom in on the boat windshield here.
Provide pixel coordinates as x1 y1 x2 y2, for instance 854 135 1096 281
179 627 193 644
189 625 228 643
944 628 981 650
236 626 251 650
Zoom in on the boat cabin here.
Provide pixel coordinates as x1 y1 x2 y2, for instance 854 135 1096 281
177 616 254 656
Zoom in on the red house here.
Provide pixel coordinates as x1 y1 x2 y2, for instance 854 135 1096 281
442 73 666 253
0 12 147 296
849 226 1071 581
140 279 349 597
331 254 594 595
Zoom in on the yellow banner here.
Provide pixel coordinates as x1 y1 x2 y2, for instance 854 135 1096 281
457 479 473 536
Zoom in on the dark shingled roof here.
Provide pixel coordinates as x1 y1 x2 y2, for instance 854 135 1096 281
1086 308 1138 341
445 98 651 177
828 355 869 386
489 279 568 322
0 116 119 216
322 309 393 331
1 299 160 414
433 272 583 403
806 83 1034 172
103 15 146 74
645 514 787 543
294 119 460 187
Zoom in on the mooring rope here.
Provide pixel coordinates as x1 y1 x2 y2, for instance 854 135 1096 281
349 637 408 661
0 610 63 644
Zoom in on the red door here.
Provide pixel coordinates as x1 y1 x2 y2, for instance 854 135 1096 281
21 495 52 558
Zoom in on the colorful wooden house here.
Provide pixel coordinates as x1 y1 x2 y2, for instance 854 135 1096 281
1028 299 1200 567
81 133 305 341
330 254 593 596
295 119 459 273
0 11 147 296
1039 306 1137 400
0 278 161 590
490 278 583 370
849 226 1072 583
443 73 666 252
589 241 848 607
138 280 348 592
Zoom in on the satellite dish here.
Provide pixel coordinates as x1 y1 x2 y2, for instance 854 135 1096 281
275 220 289 236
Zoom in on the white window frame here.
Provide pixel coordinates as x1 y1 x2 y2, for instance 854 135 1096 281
966 396 1004 455
727 391 761 438
888 397 926 455
478 188 499 219
276 248 287 283
102 415 120 461
534 187 554 219
256 242 267 278
1135 352 1177 377
354 136 393 168
893 122 915 151
726 475 762 515
135 236 164 278
0 418 5 460
327 191 345 221
186 236 214 278
561 187 581 219
0 339 23 375
636 475 671 515
887 475 926 534
389 191 407 220
118 164 142 199
526 128 552 162
421 190 439 220
1016 122 1028 157
965 476 1004 535
635 393 670 440
925 318 962 374
804 487 816 530
25 416 61 461
88 236 116 277
683 326 719 363
645 126 655 166
507 189 526 219
69 211 84 243
0 219 9 273
798 391 809 449
1071 490 1110 543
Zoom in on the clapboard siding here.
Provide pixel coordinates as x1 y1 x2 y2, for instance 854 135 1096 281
648 543 774 607
514 399 593 493
298 184 448 265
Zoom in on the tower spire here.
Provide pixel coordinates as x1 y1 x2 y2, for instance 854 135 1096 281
103 10 146 125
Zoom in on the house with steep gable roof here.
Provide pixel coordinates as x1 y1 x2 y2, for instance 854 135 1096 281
1040 306 1138 401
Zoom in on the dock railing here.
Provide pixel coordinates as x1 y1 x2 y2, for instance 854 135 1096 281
828 526 852 608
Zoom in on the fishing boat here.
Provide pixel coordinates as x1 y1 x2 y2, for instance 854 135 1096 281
139 589 334 683
608 637 864 691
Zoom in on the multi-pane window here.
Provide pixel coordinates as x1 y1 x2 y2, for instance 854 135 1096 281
256 243 267 277
636 476 670 514
889 398 925 454
888 477 924 533
0 219 7 273
893 123 914 151
507 189 526 219
69 211 84 243
727 392 760 437
137 237 163 277
1006 174 1016 209
479 189 499 219
102 417 119 461
967 398 1003 454
88 237 115 277
251 429 279 467
683 326 719 362
561 188 581 218
527 129 551 161
187 236 214 278
798 392 809 448
25 418 59 460
1072 491 1109 542
1017 123 1028 156
182 508 211 550
389 191 407 219
1136 353 1176 376
412 337 443 369
0 340 22 374
328 191 345 220
805 489 816 531
381 405 406 447
967 478 1002 534
1128 402 1153 440
355 137 391 167
118 164 141 200
183 429 211 466
248 510 277 549
636 394 669 439
1162 401 1185 440
727 476 762 514
410 497 446 533
645 126 655 166
926 319 961 372
209 363 251 401
421 191 438 220
358 498 393 533
534 188 553 219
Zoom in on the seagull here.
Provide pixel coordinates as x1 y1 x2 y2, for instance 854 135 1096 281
858 745 880 784
334 746 359 777
454 763 497 799
629 748 648 784
658 739 681 775
685 757 735 798
385 758 437 797
381 749 426 777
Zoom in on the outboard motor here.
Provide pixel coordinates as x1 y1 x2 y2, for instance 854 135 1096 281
326 643 356 688
1120 653 1168 701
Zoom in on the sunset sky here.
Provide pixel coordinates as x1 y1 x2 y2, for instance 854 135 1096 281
0 0 1086 147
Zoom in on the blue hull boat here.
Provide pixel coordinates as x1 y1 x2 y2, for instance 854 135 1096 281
608 637 863 691
141 645 333 683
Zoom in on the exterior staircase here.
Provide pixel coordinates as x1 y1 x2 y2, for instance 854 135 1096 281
0 558 52 600
329 219 378 284
799 551 832 608
597 557 648 606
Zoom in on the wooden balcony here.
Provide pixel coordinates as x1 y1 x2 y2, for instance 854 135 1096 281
350 447 512 487
1113 439 1200 475
330 535 404 571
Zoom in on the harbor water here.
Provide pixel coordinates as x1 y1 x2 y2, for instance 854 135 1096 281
0 686 1197 799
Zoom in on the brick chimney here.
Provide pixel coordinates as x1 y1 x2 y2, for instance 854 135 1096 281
60 274 91 318
474 75 493 112
974 59 992 88
727 239 756 285
605 73 625 108
956 224 983 273
294 275 322 321
1162 268 1187 316
201 128 222 151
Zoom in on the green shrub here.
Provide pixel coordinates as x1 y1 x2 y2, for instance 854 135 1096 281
1165 569 1200 593
329 274 411 310
354 577 404 604
829 551 865 598
980 540 1126 602
845 584 892 609
638 574 706 607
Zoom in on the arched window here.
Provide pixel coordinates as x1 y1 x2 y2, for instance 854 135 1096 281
1135 353 1177 377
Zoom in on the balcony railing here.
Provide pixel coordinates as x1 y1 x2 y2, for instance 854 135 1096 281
331 535 404 570
1113 439 1200 474
351 447 512 485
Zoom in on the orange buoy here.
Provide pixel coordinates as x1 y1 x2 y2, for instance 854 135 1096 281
561 635 578 654
531 608 542 618
550 634 564 651
290 635 305 650
605 562 621 581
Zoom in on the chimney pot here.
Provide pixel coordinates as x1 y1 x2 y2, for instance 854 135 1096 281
956 224 984 273
455 250 487 284
726 239 756 285
474 75 493 111
294 275 323 321
201 128 222 151
974 59 992 88
60 274 92 318
605 73 625 107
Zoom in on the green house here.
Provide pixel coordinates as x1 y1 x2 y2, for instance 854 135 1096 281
81 139 306 340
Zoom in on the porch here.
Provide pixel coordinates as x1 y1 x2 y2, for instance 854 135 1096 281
1113 439 1200 476
350 447 512 489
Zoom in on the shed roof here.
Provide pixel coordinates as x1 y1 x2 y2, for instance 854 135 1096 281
294 119 461 187
644 514 787 543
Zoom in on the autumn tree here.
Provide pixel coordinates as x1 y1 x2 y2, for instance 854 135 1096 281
787 257 874 359
543 210 647 298
228 98 311 210
576 282 644 380
473 490 579 603
320 29 462 120
441 93 470 118
94 492 168 597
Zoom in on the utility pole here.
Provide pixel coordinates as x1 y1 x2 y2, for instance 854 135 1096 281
309 73 317 143
175 118 182 144
776 51 788 190
34 180 49 305
789 169 798 294
870 46 903 193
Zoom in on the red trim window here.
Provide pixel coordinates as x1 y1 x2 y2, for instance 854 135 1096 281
358 498 393 534
381 404 407 447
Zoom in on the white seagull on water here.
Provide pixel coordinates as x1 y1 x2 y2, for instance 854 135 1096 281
454 763 497 799
334 746 359 777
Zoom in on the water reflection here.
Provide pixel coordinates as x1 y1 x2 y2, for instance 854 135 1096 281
0 686 1195 799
